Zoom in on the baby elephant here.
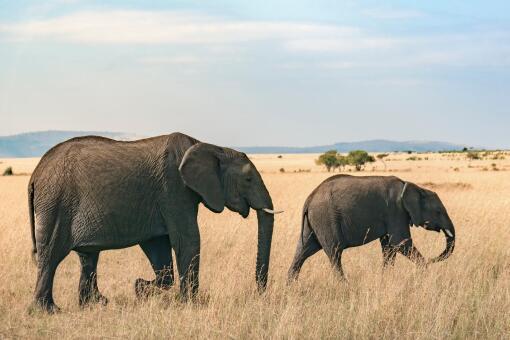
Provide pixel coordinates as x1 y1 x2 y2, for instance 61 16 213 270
288 175 455 281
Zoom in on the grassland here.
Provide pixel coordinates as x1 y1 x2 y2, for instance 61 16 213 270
0 153 509 339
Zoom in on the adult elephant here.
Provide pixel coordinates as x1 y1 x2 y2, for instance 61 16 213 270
28 133 280 312
288 175 455 281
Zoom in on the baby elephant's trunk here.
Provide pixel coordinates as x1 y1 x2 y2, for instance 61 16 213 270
429 227 455 263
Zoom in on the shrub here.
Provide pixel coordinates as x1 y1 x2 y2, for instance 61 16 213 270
316 150 339 172
277 155 282 159
279 168 285 173
336 155 349 171
466 151 480 160
347 150 375 171
3 167 13 176
317 149 375 172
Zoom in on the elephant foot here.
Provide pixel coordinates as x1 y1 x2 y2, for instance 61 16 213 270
29 298 61 314
135 278 171 299
79 292 108 307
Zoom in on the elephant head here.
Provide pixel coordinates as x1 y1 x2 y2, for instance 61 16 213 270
401 182 455 263
179 143 279 291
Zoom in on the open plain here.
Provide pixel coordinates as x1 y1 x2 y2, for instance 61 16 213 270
0 153 509 339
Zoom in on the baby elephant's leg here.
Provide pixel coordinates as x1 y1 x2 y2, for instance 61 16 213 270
380 235 397 267
288 227 322 282
396 238 426 266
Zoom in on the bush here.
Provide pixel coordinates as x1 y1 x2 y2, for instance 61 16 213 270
279 168 285 173
336 155 349 171
3 167 13 176
277 155 282 159
347 150 375 171
466 151 480 160
317 149 375 172
316 150 339 172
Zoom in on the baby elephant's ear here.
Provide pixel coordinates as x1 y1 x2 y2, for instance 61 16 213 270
402 182 424 226
179 143 225 213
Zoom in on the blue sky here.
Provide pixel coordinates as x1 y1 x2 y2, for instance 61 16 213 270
1 1 509 147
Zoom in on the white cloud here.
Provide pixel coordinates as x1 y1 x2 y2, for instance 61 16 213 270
0 10 359 45
1 9 507 70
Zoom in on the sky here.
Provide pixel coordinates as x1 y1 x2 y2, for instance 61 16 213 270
0 1 509 148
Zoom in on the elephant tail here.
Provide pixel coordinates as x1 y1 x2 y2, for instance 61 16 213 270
28 181 37 265
300 211 308 246
300 196 313 246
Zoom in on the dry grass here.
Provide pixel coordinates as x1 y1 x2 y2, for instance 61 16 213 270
0 153 509 339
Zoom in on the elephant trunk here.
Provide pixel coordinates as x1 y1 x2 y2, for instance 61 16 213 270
429 225 455 263
255 208 274 292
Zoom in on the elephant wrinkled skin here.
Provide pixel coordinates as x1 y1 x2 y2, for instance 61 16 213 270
28 133 276 312
288 175 455 282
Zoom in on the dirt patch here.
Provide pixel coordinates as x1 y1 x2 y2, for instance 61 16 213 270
419 182 473 191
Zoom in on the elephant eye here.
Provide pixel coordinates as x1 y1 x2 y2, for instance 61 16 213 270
245 177 252 183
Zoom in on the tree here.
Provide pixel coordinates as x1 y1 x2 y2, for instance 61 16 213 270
347 150 375 171
336 155 349 172
316 150 338 172
376 153 389 171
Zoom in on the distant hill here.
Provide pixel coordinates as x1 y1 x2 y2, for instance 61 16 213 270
237 140 468 154
0 131 469 157
0 131 139 157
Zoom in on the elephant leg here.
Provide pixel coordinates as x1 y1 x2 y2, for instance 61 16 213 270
397 239 426 266
135 235 174 299
327 245 346 280
77 251 108 306
309 210 346 281
162 208 201 301
176 239 200 301
32 236 70 313
380 235 397 267
288 228 322 282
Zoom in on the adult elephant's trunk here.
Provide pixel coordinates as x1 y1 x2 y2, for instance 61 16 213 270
255 209 274 292
429 226 455 263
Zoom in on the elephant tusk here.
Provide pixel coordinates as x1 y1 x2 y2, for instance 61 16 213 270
399 182 409 201
262 208 284 214
444 229 454 238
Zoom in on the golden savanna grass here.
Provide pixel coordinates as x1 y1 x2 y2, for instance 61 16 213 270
0 153 509 338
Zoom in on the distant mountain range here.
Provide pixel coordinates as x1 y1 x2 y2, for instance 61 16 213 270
0 131 470 157
237 140 469 154
0 131 138 157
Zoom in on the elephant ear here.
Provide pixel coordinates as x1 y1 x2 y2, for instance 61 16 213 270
401 182 424 226
179 143 225 213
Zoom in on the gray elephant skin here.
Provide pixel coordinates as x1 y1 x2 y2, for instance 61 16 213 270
288 175 455 281
28 132 278 312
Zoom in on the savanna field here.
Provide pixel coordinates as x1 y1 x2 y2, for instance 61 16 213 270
0 153 509 339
